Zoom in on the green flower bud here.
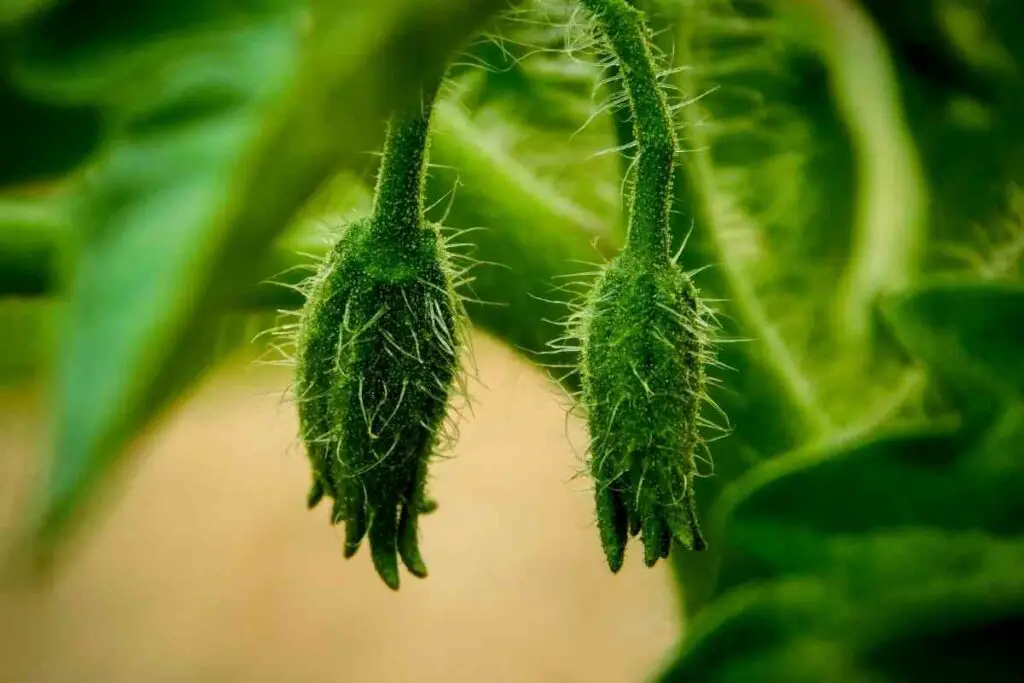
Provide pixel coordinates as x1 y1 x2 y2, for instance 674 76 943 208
575 0 721 570
579 251 708 571
294 84 464 589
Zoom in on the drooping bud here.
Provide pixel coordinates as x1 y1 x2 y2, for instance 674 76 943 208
578 252 709 571
295 85 464 589
575 0 719 569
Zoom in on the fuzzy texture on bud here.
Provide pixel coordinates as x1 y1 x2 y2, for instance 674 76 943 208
578 251 708 571
295 86 463 590
576 0 717 570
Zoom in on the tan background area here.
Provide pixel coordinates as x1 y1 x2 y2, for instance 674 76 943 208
0 333 680 683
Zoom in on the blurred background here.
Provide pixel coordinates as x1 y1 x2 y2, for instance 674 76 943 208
0 334 679 682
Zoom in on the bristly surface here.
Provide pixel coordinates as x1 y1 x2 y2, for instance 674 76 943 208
575 0 718 570
295 215 464 590
579 250 709 571
293 81 465 590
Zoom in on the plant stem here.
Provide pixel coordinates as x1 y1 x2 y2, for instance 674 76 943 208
778 0 926 342
580 0 674 264
370 81 441 239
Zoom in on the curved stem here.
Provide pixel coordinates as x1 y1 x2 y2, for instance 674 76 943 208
779 0 926 342
580 0 674 264
370 81 442 239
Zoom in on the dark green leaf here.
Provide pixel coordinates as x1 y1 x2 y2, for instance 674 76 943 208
0 75 101 187
659 580 865 683
661 533 1024 682
882 280 1024 400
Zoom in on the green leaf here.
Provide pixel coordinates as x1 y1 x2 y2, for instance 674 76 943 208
0 0 53 25
653 0 841 450
426 100 609 366
454 0 597 132
724 424 1017 537
0 75 101 188
857 0 1024 261
881 280 1024 401
606 0 874 619
15 1 306 559
0 193 68 297
669 275 1024 675
661 534 1024 682
646 0 1024 627
659 580 865 683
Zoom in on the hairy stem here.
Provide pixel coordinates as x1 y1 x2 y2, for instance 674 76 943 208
580 0 674 264
371 82 441 239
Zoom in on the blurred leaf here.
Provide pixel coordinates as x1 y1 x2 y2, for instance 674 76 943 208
455 0 595 131
647 0 854 614
0 0 54 25
0 193 67 297
0 195 65 384
881 280 1024 401
449 2 621 234
713 424 1023 587
662 536 1024 682
660 580 866 683
0 74 102 188
650 0 1024 623
15 0 307 559
427 99 609 364
663 275 1024 678
857 0 1024 261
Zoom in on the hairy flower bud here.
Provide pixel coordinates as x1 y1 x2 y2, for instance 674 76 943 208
576 0 720 570
294 85 463 589
296 216 462 589
579 252 708 571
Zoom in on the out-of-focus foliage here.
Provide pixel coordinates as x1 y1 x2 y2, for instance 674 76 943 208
1 0 1021 680
643 1 1024 681
661 280 1024 682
